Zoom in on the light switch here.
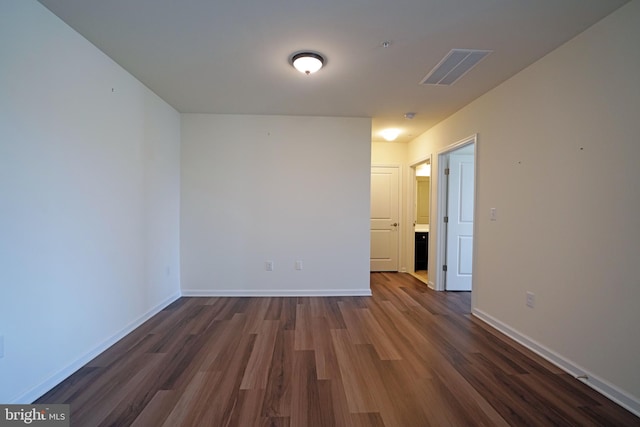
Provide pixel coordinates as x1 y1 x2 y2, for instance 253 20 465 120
490 208 497 221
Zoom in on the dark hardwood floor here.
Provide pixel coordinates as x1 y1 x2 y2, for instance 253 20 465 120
37 273 639 426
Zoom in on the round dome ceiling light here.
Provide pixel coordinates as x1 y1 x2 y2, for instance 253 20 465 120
291 52 325 75
380 128 401 142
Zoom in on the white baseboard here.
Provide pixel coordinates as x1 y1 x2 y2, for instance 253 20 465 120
14 291 181 404
472 308 640 417
181 289 372 297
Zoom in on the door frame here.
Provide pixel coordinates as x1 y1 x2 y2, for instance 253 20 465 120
370 164 402 272
435 134 478 292
409 156 433 287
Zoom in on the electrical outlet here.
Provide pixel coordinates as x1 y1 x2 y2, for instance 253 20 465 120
295 260 303 270
265 261 274 271
490 208 497 221
526 291 535 308
0 335 4 359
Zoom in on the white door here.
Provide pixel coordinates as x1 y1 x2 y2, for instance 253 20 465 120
370 166 400 271
445 153 474 290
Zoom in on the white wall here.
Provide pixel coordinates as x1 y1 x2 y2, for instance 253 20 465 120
371 141 407 165
408 0 640 411
181 114 371 295
0 1 181 403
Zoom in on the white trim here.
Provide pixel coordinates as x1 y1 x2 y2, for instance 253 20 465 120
408 156 433 278
435 134 477 292
370 164 402 272
435 153 448 291
13 291 181 404
473 308 640 417
181 289 372 297
435 134 478 156
408 165 417 274
371 162 402 168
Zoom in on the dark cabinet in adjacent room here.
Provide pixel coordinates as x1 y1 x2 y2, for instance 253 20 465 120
415 232 428 270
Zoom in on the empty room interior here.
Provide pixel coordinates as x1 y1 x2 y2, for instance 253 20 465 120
1 0 639 425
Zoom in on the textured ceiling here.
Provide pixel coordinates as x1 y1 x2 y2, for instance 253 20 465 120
38 0 628 142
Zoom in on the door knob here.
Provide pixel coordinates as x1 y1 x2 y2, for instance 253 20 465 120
391 222 398 227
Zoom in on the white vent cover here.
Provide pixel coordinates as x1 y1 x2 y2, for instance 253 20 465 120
420 49 492 86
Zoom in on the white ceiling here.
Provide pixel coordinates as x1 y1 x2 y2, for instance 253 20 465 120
37 0 628 142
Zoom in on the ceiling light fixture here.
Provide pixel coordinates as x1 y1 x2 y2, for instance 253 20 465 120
380 128 401 142
291 52 325 75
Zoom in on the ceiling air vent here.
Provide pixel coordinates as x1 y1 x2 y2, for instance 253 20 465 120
420 49 492 86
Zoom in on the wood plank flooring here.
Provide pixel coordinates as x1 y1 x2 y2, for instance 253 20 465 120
36 273 639 426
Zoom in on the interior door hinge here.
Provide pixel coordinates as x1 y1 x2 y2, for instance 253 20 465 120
444 216 448 223
443 265 448 272
444 168 450 176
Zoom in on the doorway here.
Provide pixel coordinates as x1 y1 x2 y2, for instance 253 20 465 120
370 166 400 271
437 136 476 291
412 160 431 284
